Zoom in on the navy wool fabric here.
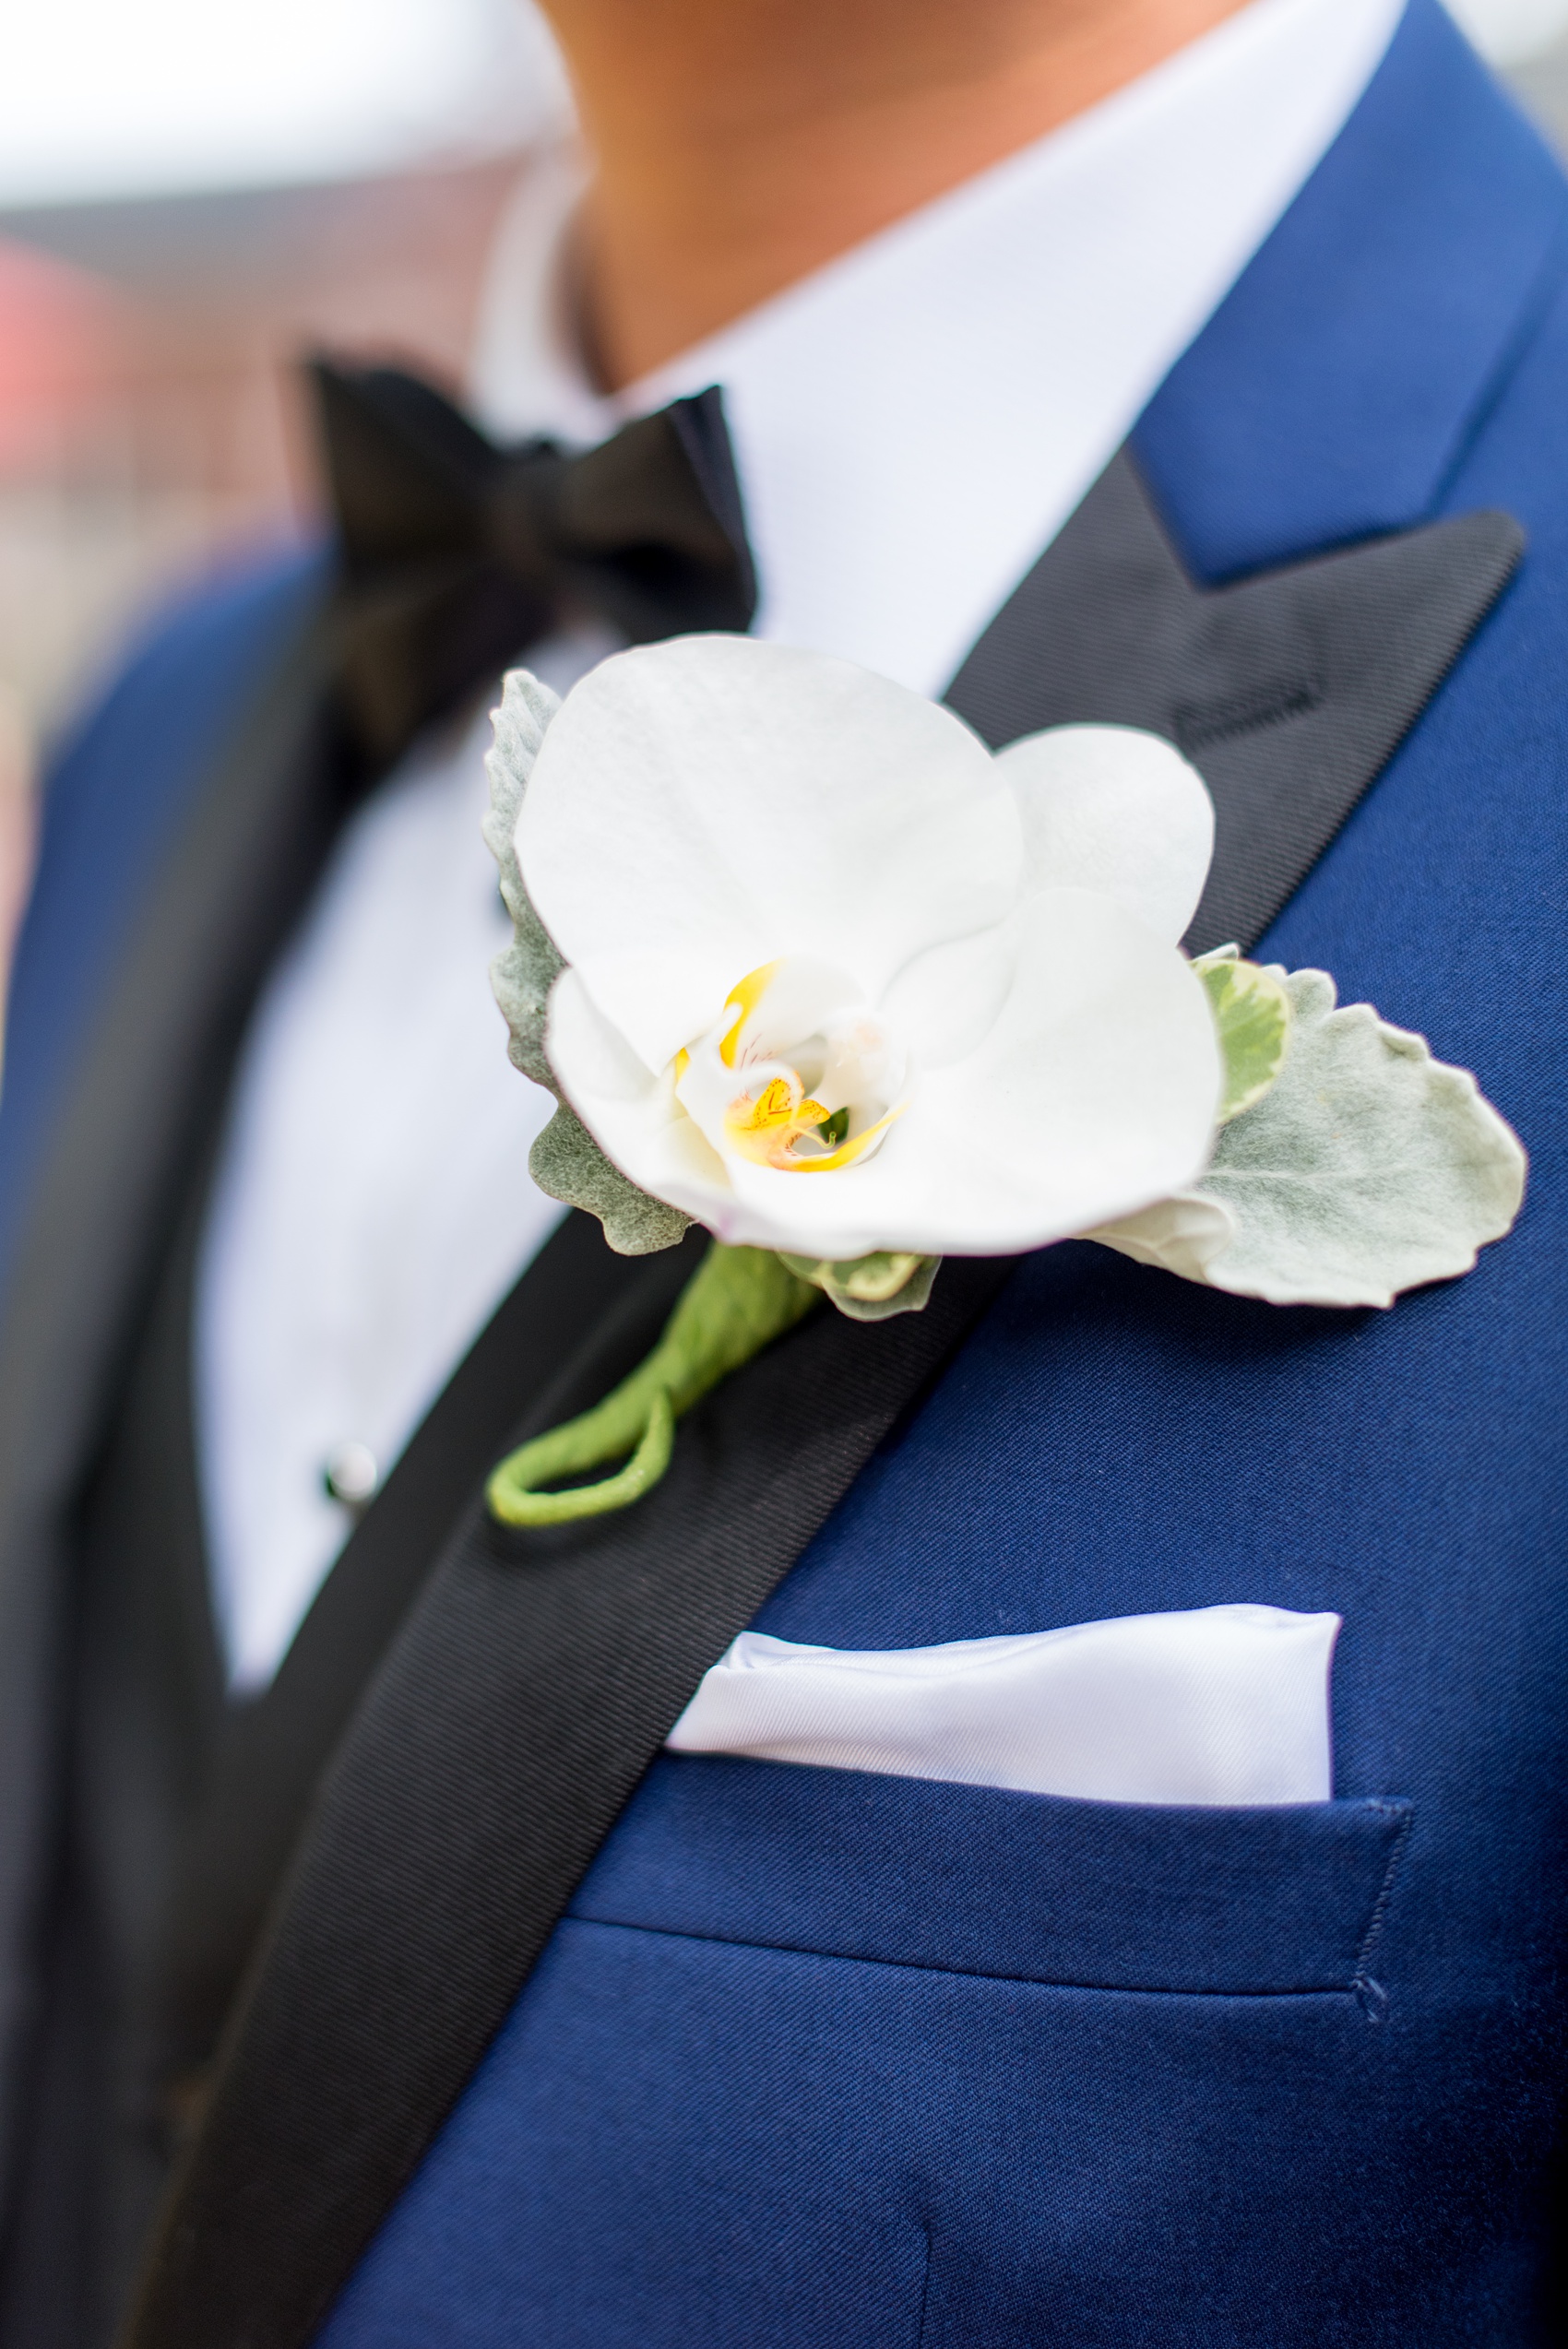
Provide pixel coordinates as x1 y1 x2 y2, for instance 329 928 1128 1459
311 10 1568 2343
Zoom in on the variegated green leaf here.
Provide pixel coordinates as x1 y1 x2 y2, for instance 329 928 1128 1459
1195 946 1292 1123
777 1249 941 1320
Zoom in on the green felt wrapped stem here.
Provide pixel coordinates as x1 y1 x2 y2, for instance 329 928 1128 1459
486 1242 819 1526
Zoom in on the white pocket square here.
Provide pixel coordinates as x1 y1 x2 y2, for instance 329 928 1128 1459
667 1604 1340 1807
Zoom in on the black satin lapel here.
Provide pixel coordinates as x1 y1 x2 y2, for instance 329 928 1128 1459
157 1212 706 2086
944 450 1524 952
122 1254 1010 2349
0 585 342 2180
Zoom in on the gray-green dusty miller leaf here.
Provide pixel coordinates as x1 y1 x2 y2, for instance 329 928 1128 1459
529 1100 694 1256
483 670 565 1090
1087 967 1526 1309
484 669 693 1256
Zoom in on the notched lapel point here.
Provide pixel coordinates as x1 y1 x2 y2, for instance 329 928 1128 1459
944 450 1524 955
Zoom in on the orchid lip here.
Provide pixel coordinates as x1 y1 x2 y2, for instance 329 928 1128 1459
677 957 911 1176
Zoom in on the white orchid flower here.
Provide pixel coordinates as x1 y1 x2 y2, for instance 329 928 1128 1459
513 634 1224 1262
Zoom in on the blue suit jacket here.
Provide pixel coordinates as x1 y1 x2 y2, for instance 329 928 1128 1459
7 4 1568 2341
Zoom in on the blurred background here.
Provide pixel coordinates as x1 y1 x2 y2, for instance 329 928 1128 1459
0 0 1565 980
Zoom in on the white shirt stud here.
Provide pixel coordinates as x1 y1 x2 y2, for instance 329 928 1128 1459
323 1440 380 1513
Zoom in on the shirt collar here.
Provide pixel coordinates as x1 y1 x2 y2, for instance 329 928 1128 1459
469 0 1402 697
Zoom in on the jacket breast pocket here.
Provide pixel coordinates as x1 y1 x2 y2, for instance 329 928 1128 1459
570 1752 1412 1997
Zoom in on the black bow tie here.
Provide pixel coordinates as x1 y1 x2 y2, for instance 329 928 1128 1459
311 359 757 777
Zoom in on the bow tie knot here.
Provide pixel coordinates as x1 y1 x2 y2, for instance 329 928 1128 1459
482 448 565 587
313 361 756 777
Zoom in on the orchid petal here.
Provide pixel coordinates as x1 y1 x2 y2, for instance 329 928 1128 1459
998 724 1214 945
1084 1190 1237 1283
517 635 1022 1073
878 925 1014 1069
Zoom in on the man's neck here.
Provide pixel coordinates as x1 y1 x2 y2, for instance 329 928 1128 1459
538 0 1257 386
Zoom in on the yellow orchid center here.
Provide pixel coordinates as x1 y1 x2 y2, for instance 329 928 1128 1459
676 957 910 1178
723 1073 837 1169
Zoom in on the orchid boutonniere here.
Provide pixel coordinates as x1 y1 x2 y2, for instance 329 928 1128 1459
481 635 1525 1524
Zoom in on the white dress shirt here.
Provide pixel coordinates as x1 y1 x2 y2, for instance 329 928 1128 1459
197 0 1404 1691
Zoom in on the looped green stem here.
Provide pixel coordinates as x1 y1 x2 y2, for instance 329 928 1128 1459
486 1242 817 1527
488 1386 677 1526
